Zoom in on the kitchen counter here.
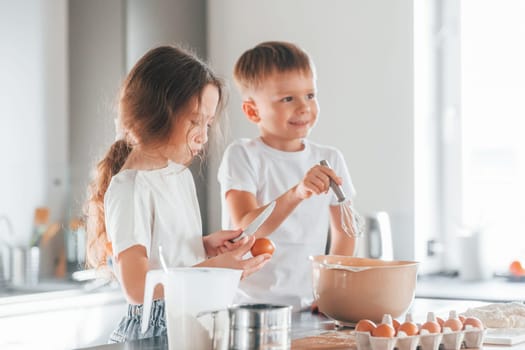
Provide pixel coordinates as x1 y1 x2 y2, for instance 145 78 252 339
0 279 124 318
75 298 523 350
0 278 127 349
416 275 525 302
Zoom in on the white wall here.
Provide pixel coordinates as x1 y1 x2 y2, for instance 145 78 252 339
127 0 207 69
0 0 68 244
0 0 417 261
207 0 415 259
69 0 126 218
68 0 207 224
125 0 209 232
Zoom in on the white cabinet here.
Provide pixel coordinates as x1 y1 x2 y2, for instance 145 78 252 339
0 287 127 349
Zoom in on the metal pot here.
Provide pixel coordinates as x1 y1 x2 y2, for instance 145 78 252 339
202 303 292 350
228 303 292 350
356 211 393 259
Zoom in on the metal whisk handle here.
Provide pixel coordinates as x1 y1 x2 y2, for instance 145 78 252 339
320 160 346 202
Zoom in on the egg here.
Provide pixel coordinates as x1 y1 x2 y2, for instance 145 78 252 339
444 311 464 332
420 321 441 334
463 316 484 330
372 323 396 338
392 319 401 330
444 318 463 331
419 311 442 334
355 319 377 333
250 237 276 256
436 316 445 329
398 321 419 336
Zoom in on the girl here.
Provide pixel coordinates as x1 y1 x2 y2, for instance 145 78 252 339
84 45 271 343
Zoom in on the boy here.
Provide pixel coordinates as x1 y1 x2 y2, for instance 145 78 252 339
218 41 358 310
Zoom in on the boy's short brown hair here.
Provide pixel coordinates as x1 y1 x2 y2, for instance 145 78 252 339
233 41 315 95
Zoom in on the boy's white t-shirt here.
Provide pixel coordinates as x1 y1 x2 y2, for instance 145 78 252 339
104 161 206 281
218 137 355 309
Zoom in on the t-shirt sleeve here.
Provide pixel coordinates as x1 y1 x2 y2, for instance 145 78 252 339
217 141 258 198
104 176 152 258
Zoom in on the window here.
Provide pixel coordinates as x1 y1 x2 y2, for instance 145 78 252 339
460 0 525 271
416 0 525 274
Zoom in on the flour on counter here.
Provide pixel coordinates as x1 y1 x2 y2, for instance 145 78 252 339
463 302 525 328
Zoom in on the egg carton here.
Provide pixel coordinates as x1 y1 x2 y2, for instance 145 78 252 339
356 328 486 350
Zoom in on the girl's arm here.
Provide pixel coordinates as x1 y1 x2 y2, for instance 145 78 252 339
196 235 271 279
328 204 357 256
115 245 162 304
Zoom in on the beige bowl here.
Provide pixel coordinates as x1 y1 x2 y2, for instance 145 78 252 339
310 255 419 324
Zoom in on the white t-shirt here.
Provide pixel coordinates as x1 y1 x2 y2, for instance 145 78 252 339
104 161 206 282
218 137 355 309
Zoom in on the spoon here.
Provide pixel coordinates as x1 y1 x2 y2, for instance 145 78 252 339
158 245 169 272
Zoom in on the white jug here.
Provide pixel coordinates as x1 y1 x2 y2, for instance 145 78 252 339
142 267 242 350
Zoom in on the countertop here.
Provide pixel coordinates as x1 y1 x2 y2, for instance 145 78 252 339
415 275 525 302
75 298 521 350
2 276 524 349
0 278 124 318
0 278 127 349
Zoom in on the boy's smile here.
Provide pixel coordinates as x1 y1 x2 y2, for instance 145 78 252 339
244 70 318 152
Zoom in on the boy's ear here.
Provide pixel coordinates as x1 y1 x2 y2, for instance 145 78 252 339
241 100 260 123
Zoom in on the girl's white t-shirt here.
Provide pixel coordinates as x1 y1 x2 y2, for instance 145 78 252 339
218 137 355 309
104 161 206 279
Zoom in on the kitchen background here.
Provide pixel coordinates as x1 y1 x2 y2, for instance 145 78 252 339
0 0 423 270
1 0 524 347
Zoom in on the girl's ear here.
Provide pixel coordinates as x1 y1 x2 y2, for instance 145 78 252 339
241 100 260 123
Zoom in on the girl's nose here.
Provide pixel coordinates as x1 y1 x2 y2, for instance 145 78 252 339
194 126 208 145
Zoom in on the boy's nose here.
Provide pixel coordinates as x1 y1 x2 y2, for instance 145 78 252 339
298 101 311 113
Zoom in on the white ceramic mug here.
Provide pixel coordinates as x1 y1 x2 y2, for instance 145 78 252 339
142 267 242 350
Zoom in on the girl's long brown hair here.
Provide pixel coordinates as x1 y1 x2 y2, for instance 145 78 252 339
84 45 224 269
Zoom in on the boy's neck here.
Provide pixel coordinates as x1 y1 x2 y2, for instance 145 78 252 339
259 136 305 152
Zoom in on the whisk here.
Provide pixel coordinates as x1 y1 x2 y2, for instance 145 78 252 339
320 160 364 240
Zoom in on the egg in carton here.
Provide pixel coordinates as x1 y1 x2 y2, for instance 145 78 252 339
355 319 376 350
462 316 486 348
418 312 444 350
395 313 421 350
354 311 485 350
355 315 396 350
368 314 397 350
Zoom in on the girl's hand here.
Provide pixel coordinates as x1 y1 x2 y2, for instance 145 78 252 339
296 165 342 199
198 236 271 279
203 229 244 257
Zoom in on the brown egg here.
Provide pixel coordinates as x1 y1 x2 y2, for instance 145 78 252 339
355 319 377 333
372 323 396 338
436 316 445 330
444 319 463 331
444 311 464 331
463 316 484 330
398 321 419 336
392 319 401 330
251 237 275 256
420 321 441 334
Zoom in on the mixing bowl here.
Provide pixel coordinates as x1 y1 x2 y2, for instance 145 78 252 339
310 255 419 324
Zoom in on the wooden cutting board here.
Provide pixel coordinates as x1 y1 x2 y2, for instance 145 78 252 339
292 330 357 350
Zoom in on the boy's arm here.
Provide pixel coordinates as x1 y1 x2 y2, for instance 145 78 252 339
224 186 304 238
225 164 341 238
328 204 357 256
